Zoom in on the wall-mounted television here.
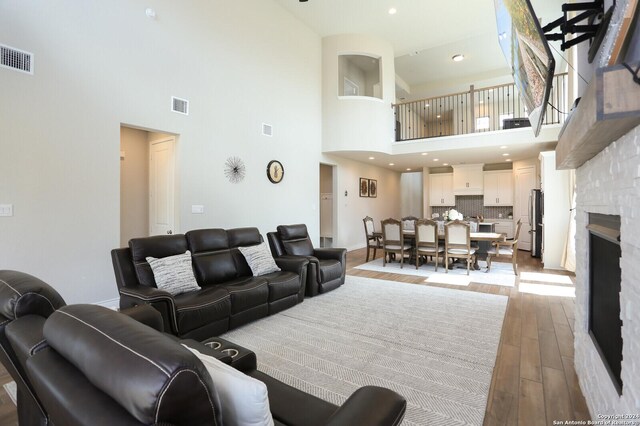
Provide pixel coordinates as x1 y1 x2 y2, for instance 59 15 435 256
494 0 555 137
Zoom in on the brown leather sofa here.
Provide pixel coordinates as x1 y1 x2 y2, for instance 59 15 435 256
112 227 309 340
267 224 347 297
0 270 407 426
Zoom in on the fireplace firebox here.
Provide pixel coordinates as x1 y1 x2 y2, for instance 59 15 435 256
587 213 622 394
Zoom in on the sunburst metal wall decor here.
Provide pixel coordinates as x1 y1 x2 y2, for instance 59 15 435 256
224 156 246 183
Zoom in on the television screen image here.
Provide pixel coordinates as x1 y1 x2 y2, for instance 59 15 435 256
494 0 555 137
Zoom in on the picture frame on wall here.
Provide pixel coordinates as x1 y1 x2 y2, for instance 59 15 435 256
369 179 378 198
359 178 369 197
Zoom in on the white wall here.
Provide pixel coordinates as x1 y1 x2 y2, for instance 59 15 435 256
322 34 396 153
539 151 571 269
0 0 322 304
323 155 401 251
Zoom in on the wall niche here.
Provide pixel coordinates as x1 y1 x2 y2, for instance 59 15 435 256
338 54 381 99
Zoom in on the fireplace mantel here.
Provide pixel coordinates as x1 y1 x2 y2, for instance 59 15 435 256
556 63 640 170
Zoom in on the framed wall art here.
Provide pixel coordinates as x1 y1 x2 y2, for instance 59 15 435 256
359 178 369 197
368 179 377 198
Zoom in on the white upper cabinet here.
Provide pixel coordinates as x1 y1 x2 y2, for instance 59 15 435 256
484 170 514 206
452 164 484 195
429 173 455 206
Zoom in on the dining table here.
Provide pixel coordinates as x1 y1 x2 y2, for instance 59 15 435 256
374 230 506 270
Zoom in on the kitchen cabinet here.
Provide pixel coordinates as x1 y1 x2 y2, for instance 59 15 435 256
452 164 484 195
429 173 455 206
483 170 514 206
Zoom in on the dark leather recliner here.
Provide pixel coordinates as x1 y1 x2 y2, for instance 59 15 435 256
1 270 407 426
0 270 66 426
267 224 347 297
112 227 308 341
29 304 405 426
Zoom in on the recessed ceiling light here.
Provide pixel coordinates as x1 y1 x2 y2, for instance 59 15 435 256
421 152 428 156
500 145 508 149
388 7 397 15
406 168 412 171
502 153 509 156
433 158 439 162
369 156 375 160
443 163 449 166
506 159 512 162
452 54 465 62
389 163 395 166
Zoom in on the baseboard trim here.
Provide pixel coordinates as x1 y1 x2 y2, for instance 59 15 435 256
94 297 119 310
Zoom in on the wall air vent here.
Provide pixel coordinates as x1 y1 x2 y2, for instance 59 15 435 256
262 123 273 137
0 44 33 74
171 96 189 115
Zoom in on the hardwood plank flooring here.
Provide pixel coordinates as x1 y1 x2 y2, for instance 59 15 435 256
347 247 591 425
0 248 590 426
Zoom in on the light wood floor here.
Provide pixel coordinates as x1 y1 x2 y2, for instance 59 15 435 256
347 247 590 426
0 248 590 426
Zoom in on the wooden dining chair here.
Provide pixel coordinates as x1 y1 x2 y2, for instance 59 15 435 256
415 219 444 271
381 218 412 268
487 219 523 275
444 220 476 275
362 216 381 262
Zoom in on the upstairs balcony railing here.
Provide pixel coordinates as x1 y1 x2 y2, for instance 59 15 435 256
393 73 568 141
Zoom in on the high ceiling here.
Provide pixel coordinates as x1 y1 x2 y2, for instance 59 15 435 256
274 0 566 90
273 0 567 170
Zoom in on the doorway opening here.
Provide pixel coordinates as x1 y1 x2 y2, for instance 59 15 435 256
120 125 177 247
319 164 335 248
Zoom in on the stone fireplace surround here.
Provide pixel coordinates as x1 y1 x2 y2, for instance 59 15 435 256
574 124 640 416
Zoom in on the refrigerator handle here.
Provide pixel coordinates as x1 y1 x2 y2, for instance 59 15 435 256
528 192 533 228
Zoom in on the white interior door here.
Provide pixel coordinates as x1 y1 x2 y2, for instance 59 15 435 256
149 138 175 236
514 166 535 251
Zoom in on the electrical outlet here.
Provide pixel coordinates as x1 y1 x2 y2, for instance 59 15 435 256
0 204 13 217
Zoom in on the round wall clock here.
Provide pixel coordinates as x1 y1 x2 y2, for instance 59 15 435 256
266 160 284 184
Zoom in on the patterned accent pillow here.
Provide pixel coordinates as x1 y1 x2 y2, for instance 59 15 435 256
238 242 281 276
146 251 201 296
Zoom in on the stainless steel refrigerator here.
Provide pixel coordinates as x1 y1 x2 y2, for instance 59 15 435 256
530 189 543 258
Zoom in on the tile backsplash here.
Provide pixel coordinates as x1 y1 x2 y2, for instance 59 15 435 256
431 195 513 219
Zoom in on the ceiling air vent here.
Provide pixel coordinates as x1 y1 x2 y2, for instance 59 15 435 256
262 123 273 137
0 44 33 74
171 96 189 115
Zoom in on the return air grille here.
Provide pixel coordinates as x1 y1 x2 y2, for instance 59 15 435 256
171 96 189 115
0 44 33 74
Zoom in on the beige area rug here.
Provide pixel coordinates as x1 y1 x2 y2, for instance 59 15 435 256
355 257 517 287
221 276 508 425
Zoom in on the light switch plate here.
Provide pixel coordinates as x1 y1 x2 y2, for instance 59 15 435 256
0 204 13 217
191 205 204 214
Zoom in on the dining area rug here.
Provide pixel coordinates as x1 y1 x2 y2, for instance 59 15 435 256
221 276 508 425
355 257 516 287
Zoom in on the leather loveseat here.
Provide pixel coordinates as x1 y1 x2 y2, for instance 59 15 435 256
267 224 347 297
112 227 309 341
0 270 407 426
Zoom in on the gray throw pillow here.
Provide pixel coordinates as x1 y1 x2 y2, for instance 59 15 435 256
238 242 281 276
146 251 201 296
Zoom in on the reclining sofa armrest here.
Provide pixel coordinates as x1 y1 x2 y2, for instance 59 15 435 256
313 247 347 264
274 256 309 302
325 386 406 426
119 304 164 333
117 286 178 335
274 256 309 275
